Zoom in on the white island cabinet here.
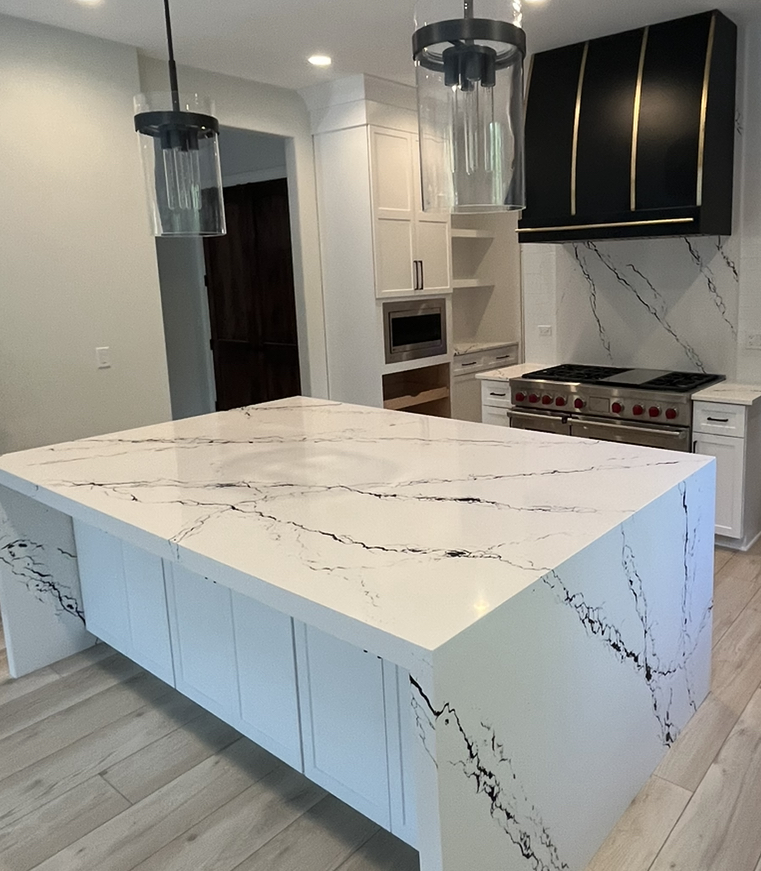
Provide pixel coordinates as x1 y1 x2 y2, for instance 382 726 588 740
0 398 715 871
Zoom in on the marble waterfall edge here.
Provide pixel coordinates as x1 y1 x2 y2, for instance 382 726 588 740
0 484 94 676
409 463 714 871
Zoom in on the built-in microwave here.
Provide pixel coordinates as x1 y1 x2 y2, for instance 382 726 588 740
383 299 447 365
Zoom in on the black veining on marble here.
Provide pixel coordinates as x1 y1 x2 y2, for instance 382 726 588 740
582 242 707 372
542 481 710 747
715 236 740 283
684 239 738 336
410 676 569 871
571 244 613 360
0 538 85 623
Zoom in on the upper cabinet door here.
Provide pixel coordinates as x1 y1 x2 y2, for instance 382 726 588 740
371 128 416 296
412 138 452 294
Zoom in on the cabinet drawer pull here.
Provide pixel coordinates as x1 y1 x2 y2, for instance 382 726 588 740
706 417 730 423
495 355 512 360
489 392 507 397
460 361 477 367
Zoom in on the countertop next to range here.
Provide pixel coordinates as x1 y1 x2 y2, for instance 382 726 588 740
476 362 546 382
0 396 711 665
692 382 761 407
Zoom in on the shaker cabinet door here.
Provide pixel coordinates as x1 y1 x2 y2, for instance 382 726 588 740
694 433 745 538
294 622 392 828
73 521 174 684
232 591 303 771
165 563 238 719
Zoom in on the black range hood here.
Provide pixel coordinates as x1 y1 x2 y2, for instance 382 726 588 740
518 10 737 243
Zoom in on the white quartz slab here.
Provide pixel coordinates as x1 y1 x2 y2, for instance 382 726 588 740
476 362 546 382
692 381 761 406
0 397 711 666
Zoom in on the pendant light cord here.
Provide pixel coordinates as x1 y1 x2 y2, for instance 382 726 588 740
163 0 181 111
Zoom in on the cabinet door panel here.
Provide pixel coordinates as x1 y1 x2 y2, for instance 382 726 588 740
371 129 415 218
375 219 415 296
166 564 237 719
232 592 302 770
694 434 744 538
122 545 174 684
73 522 130 653
416 219 451 293
295 623 391 828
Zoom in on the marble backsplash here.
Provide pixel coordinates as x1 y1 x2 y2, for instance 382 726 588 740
524 235 741 379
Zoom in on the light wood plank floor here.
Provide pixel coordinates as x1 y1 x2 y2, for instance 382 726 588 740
0 542 759 871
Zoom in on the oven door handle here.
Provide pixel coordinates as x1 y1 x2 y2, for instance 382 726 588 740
506 409 569 423
571 418 687 439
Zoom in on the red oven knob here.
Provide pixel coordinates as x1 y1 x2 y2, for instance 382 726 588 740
666 408 678 420
542 395 553 405
515 392 526 402
649 406 661 418
529 394 539 403
574 398 585 409
633 405 644 416
555 397 566 407
611 402 624 414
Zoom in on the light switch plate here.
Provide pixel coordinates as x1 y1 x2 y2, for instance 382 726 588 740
96 347 111 369
746 333 761 351
538 325 553 337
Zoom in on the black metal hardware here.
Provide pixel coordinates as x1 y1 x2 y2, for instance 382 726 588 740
460 361 477 367
706 417 730 423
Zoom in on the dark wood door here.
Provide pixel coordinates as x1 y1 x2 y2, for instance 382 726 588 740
203 179 301 411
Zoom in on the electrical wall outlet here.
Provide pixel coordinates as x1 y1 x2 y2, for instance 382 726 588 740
746 333 761 351
538 325 553 337
96 346 112 369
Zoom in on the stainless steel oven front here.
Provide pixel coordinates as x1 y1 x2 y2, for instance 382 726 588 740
383 299 447 365
506 409 692 451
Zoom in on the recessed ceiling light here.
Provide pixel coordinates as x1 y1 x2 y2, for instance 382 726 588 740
308 55 333 67
75 0 104 5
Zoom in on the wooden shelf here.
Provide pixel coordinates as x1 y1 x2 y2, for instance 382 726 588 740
383 386 450 412
451 229 495 239
452 278 495 290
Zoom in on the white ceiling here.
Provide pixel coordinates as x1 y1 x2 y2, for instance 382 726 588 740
0 0 758 91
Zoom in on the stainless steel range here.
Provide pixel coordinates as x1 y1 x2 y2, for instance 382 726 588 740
508 365 724 451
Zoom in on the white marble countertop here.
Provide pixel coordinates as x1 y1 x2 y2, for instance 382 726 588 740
692 382 761 407
453 341 518 358
476 362 546 381
0 397 711 663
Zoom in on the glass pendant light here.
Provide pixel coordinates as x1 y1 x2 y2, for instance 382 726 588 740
413 0 527 213
134 0 226 236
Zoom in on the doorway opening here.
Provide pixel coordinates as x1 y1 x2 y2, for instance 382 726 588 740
156 127 301 417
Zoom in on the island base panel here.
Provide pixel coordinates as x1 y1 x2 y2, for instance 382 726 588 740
0 485 94 678
410 465 714 871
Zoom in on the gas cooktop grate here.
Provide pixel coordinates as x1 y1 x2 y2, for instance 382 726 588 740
521 365 628 382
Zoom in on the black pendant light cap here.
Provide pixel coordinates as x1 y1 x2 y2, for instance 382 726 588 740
413 18 526 67
134 110 220 137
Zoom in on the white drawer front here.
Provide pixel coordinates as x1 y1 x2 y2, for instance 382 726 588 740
693 402 746 437
482 407 511 427
453 353 484 376
481 381 511 408
483 345 518 369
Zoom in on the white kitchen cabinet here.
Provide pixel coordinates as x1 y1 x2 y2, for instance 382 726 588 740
693 396 761 548
73 521 174 684
294 622 395 831
451 344 518 423
693 433 744 538
232 591 303 771
165 562 238 720
371 127 451 297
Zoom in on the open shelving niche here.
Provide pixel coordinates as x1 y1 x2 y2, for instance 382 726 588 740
450 212 522 353
382 363 451 418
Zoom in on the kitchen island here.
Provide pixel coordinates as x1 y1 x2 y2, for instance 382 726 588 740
0 397 714 871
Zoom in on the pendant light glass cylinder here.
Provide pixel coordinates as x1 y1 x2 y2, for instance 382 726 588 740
135 92 226 237
413 0 526 213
